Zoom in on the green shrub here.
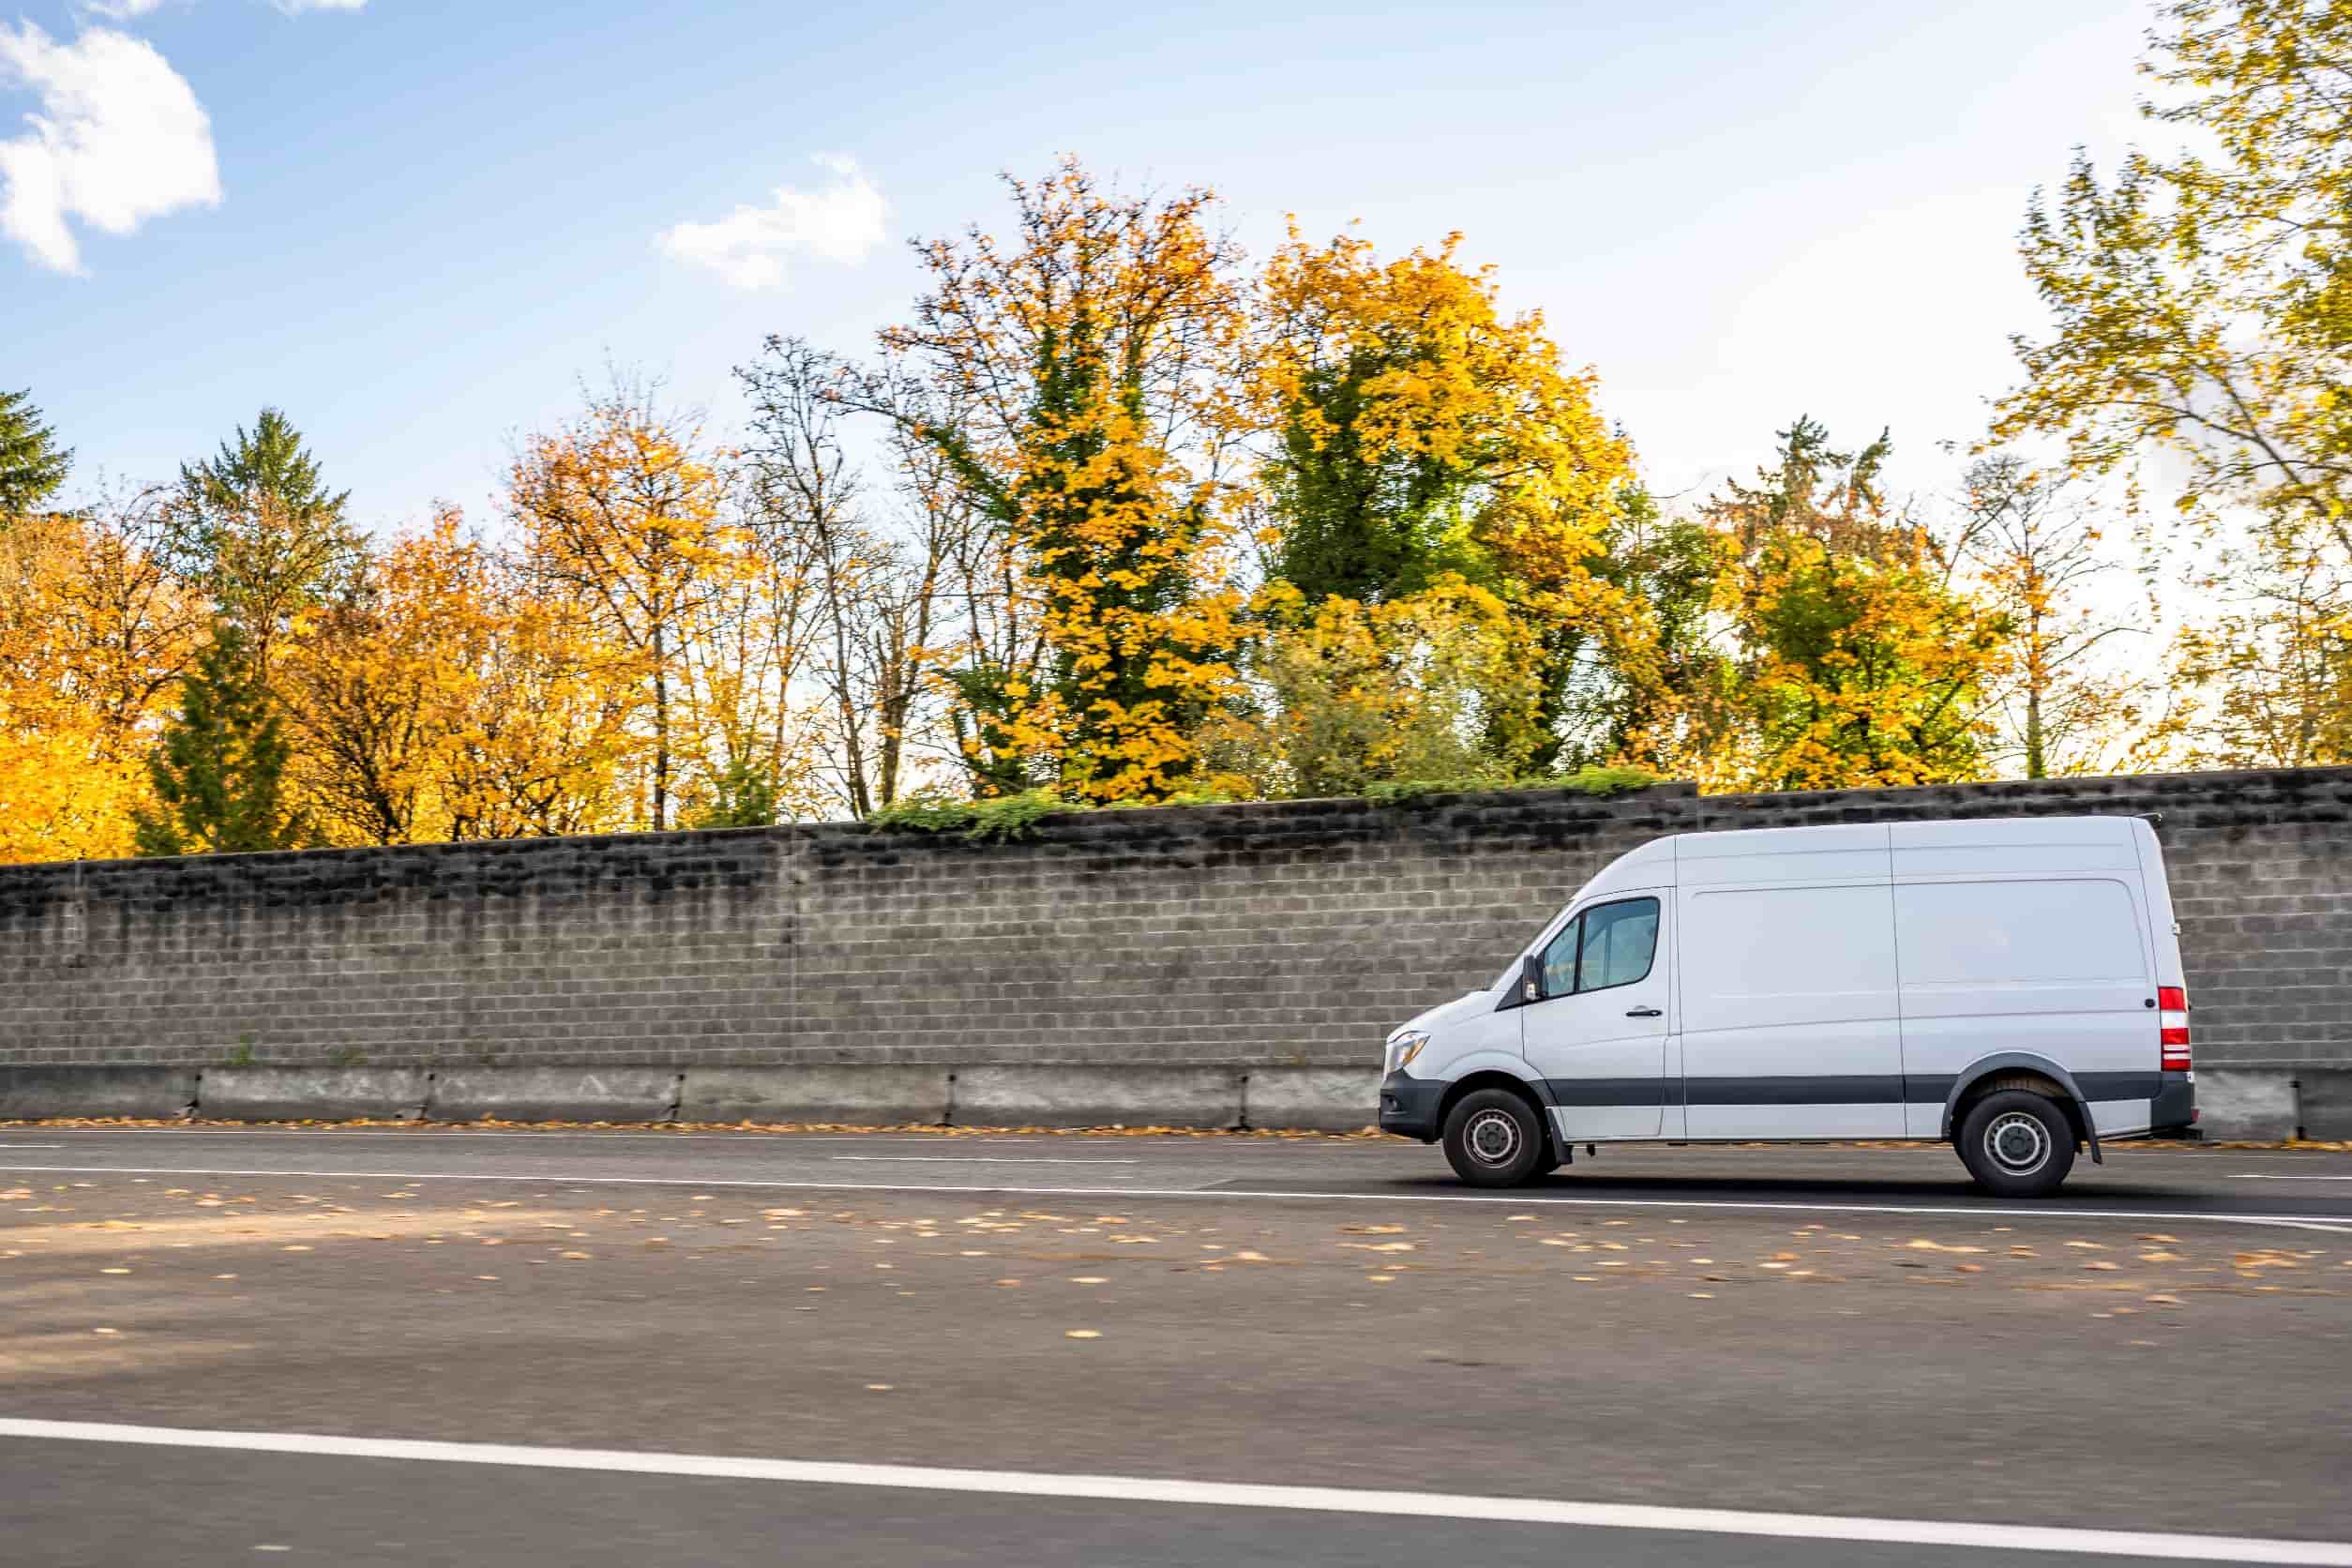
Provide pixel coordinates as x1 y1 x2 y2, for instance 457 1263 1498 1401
1364 765 1663 807
866 788 1073 842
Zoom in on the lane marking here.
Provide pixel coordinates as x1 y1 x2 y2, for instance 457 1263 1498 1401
2229 1174 2352 1182
0 1164 2344 1232
829 1156 1142 1166
0 1143 63 1149
0 1418 2343 1563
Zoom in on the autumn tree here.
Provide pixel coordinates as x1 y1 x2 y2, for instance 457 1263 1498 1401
1705 419 2005 790
276 509 485 845
853 158 1252 803
1250 227 1641 773
1996 2 2352 761
2169 516 2352 766
1564 492 1734 776
434 554 641 841
1952 456 2148 777
0 388 72 516
1998 1 2352 546
0 492 202 862
134 622 309 856
738 338 973 817
508 385 760 831
1209 576 1545 798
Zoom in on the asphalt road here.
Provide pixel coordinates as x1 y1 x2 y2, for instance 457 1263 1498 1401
3 1127 2348 1566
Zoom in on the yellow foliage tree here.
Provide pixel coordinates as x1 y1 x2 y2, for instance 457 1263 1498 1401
1210 577 1545 798
1704 420 2006 791
0 495 201 862
507 389 765 830
860 158 1252 803
1251 225 1642 771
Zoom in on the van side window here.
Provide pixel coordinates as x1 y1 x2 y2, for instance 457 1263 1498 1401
1537 897 1660 999
1578 897 1659 991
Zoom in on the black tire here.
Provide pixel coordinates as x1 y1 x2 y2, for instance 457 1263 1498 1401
1956 1089 2077 1198
1441 1088 1546 1187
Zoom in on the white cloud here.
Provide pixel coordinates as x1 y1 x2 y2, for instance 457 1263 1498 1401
0 23 221 274
657 154 886 291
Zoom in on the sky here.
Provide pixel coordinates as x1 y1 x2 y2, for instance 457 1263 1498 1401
2 0 2161 535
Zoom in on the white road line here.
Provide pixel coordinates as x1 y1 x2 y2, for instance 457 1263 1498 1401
829 1156 1142 1165
0 1418 2342 1563
2229 1174 2352 1182
0 1164 2345 1232
0 1143 63 1149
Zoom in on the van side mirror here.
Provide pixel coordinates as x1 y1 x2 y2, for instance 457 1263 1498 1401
1518 954 1544 1005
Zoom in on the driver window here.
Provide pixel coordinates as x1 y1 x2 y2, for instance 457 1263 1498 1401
1535 897 1660 1000
1577 897 1659 991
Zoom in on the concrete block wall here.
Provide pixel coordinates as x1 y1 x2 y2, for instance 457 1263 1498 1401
2 766 2348 1134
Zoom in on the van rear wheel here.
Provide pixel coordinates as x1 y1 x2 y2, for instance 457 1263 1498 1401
1956 1090 2076 1199
1442 1089 1546 1188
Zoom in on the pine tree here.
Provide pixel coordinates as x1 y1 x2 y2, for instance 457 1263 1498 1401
165 408 364 676
133 623 309 856
0 388 72 515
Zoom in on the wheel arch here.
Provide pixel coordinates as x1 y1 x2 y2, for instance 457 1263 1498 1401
1941 1051 2102 1163
1437 1069 1563 1164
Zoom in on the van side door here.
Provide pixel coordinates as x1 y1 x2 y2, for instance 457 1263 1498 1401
1517 894 1669 1141
1676 827 1907 1139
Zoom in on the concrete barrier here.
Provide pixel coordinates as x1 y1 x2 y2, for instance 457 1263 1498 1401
1245 1066 1379 1132
199 1067 427 1122
2196 1069 2300 1141
2297 1068 2352 1140
678 1065 949 1125
951 1064 1242 1128
423 1067 679 1123
0 1062 2333 1138
0 1065 197 1120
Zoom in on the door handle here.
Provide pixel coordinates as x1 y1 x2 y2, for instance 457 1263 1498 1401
1625 1006 1662 1018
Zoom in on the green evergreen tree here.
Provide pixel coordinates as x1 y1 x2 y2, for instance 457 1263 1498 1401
0 387 72 515
166 408 364 671
133 623 310 856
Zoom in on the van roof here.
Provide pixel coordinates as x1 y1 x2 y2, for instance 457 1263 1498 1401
1576 814 2153 901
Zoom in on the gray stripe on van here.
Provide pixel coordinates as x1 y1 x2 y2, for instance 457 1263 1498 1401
1686 1076 1906 1107
1543 1072 2164 1110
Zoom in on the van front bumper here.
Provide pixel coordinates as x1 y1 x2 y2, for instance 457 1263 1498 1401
1380 1070 1446 1141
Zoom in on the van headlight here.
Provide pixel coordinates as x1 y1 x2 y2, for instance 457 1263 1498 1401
1387 1030 1430 1074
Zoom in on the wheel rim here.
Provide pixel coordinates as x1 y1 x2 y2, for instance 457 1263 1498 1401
1464 1108 1522 1167
1983 1110 2052 1176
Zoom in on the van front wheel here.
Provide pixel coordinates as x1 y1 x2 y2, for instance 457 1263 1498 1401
1442 1089 1546 1188
1956 1090 2077 1199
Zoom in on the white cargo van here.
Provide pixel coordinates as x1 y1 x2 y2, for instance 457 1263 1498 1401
1378 816 2195 1196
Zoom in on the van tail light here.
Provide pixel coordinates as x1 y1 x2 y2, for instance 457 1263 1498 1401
2158 985 2191 1070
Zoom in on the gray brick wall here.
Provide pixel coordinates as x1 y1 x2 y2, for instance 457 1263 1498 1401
2 767 2346 1073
